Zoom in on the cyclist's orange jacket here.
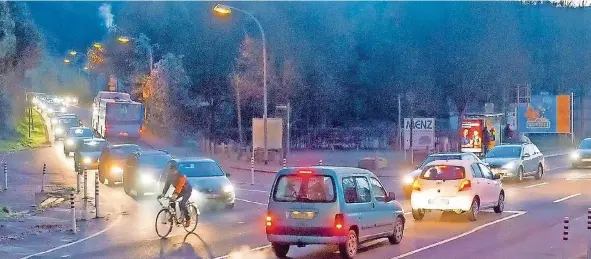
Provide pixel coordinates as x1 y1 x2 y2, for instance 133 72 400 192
161 173 192 196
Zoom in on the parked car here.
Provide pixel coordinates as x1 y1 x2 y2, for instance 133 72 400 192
482 143 544 182
63 127 94 156
97 144 141 185
410 160 504 221
74 138 109 172
123 150 173 197
266 167 404 259
571 138 591 168
165 158 235 210
402 153 482 199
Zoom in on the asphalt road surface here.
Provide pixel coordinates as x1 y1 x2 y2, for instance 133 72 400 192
21 106 591 259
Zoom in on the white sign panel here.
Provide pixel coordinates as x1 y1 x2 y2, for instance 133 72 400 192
403 118 435 150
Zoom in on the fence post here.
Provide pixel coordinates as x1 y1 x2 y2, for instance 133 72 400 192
41 163 46 192
70 191 76 233
250 155 255 185
564 217 569 241
3 162 7 191
95 172 100 218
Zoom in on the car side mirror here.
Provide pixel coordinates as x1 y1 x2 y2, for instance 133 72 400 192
522 153 530 158
387 192 396 201
226 172 232 177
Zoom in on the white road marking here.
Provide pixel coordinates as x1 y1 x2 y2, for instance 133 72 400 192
523 182 548 189
390 210 527 259
553 193 581 203
235 198 267 206
213 244 272 259
235 188 268 193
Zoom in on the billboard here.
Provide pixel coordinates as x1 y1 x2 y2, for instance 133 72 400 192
517 95 571 133
252 118 283 150
403 118 435 150
461 119 484 153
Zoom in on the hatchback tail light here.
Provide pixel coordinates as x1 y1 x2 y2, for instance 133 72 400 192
265 212 273 227
334 213 344 230
458 179 471 191
412 178 421 191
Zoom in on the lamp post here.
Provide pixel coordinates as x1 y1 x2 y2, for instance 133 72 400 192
214 4 269 164
117 36 154 73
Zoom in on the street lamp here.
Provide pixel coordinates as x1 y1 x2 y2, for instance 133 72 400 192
117 36 131 44
69 50 77 56
116 35 153 72
214 3 269 164
63 58 71 64
93 43 103 49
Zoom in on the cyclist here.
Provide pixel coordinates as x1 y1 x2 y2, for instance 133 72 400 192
158 163 193 227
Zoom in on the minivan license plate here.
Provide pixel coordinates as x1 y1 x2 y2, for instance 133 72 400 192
428 199 449 205
290 211 315 220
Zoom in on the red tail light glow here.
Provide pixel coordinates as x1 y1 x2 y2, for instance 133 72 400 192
458 179 471 191
334 213 344 230
266 213 272 227
298 170 313 174
412 179 421 191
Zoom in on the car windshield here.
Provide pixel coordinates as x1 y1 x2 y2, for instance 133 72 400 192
421 165 465 180
80 141 108 152
486 146 521 158
69 128 93 138
420 155 462 168
177 161 225 177
110 146 140 159
139 155 171 168
580 140 591 149
273 174 335 203
58 117 78 127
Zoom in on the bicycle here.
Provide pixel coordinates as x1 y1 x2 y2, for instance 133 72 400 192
155 196 199 238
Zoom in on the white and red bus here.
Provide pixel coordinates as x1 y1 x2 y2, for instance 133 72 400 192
93 98 143 140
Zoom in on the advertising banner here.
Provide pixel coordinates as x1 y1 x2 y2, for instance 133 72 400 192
517 95 571 133
460 119 483 153
403 118 435 150
252 118 283 150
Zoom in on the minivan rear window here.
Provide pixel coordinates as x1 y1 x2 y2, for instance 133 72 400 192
420 165 465 180
273 174 335 203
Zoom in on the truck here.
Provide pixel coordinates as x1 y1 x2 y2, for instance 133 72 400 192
92 98 143 140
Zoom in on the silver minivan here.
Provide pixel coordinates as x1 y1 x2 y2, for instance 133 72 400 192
266 167 405 259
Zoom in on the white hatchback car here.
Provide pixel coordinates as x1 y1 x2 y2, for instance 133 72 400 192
410 160 504 221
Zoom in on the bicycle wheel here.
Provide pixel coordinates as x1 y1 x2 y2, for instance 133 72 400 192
183 204 199 233
155 209 173 238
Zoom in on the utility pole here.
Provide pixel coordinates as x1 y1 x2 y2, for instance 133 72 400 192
398 94 402 151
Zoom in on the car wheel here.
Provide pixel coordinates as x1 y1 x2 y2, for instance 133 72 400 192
388 217 404 244
412 209 425 220
493 192 504 213
339 229 358 259
271 243 290 258
467 198 479 221
534 165 543 180
517 167 524 182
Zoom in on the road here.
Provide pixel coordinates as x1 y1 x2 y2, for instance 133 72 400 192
19 106 591 259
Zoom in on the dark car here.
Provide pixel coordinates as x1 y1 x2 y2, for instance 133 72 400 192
123 150 173 197
53 114 81 140
401 153 482 198
483 143 545 182
74 138 109 172
166 158 235 210
64 127 94 156
571 138 591 168
98 144 141 185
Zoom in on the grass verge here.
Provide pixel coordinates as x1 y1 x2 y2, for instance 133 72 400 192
0 109 47 152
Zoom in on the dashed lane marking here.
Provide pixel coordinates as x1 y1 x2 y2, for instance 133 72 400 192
553 193 581 203
235 188 268 193
235 198 267 206
523 182 548 189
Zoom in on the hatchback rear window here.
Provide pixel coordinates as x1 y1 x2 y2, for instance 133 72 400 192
420 165 465 180
273 174 335 203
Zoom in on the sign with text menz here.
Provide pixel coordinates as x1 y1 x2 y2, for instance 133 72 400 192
403 118 435 150
517 95 571 133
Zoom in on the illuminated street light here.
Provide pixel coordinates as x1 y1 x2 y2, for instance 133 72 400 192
69 50 77 56
63 59 71 64
117 36 130 44
213 3 269 164
83 66 89 70
93 43 103 49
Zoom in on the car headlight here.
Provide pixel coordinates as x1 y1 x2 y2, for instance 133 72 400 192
83 157 92 165
66 139 74 146
55 128 63 134
51 118 57 124
72 98 78 103
111 166 123 174
223 184 234 193
403 174 415 185
60 107 66 112
571 152 580 160
502 162 517 169
140 174 155 184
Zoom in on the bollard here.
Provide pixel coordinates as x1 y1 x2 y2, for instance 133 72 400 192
70 191 76 233
94 172 99 218
3 162 7 191
319 160 323 166
588 208 591 230
564 217 569 241
76 163 80 194
83 168 88 200
282 158 287 168
250 156 255 185
41 163 46 192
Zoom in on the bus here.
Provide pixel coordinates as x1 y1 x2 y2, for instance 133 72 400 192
92 91 131 130
93 98 143 140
